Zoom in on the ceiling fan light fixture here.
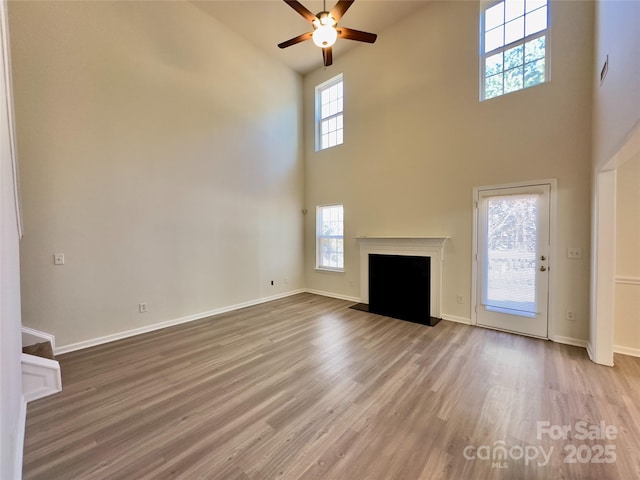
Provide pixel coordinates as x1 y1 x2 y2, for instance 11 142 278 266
319 12 336 26
312 24 338 48
278 1 377 66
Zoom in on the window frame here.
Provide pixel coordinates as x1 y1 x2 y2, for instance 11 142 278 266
316 204 345 272
315 74 344 152
479 0 551 101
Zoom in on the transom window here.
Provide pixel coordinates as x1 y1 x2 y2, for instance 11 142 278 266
481 0 549 100
315 74 343 151
316 204 344 271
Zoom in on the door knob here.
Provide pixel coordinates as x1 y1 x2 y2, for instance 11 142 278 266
540 266 547 272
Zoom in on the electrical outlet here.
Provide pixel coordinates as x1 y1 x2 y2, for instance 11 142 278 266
54 253 65 265
456 295 464 304
139 303 148 313
284 277 289 285
270 280 274 286
566 310 575 321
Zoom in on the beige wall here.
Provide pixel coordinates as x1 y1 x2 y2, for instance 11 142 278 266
615 156 640 353
1 0 24 476
304 0 594 341
10 1 304 348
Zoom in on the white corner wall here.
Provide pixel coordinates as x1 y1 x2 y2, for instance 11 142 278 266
303 0 594 343
615 155 640 356
592 1 640 171
591 0 640 364
9 1 305 349
1 0 24 477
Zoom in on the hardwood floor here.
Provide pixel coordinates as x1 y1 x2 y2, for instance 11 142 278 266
23 293 640 479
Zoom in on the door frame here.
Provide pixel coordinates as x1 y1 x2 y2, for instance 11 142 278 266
471 179 558 339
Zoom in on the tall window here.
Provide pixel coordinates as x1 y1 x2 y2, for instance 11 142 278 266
316 74 343 151
480 0 549 100
316 204 344 271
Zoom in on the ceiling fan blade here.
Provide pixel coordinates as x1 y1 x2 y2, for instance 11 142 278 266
278 32 313 49
337 27 377 43
330 0 354 22
283 0 316 23
322 47 333 67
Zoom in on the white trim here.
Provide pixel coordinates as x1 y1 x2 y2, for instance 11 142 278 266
21 353 62 402
316 204 345 271
22 326 56 350
356 236 448 319
314 267 345 274
586 342 594 362
613 345 640 358
471 179 558 339
441 314 472 325
549 335 589 350
616 276 640 286
55 289 305 354
315 73 343 152
590 169 616 367
15 396 26 480
472 195 479 326
304 288 361 303
1 0 22 238
479 0 551 101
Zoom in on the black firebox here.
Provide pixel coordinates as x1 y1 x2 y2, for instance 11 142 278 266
367 254 440 327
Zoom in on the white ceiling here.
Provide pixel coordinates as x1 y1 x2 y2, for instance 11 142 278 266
192 1 429 75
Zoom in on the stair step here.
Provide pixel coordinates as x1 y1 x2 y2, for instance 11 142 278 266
23 341 55 360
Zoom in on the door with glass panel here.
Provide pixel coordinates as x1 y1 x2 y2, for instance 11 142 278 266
475 184 550 338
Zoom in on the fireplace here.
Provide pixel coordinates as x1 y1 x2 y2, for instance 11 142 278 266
369 254 432 325
356 237 449 326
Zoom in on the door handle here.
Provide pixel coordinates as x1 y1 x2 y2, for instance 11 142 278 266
540 266 547 272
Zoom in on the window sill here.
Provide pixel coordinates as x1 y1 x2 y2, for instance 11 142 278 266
315 267 345 274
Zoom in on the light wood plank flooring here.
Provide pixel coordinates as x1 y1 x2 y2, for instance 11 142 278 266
23 293 640 479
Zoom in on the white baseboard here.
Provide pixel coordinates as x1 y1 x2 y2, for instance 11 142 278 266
22 353 62 402
55 289 306 355
616 275 640 285
304 289 361 303
586 342 594 362
549 335 589 349
22 326 55 350
441 314 472 325
15 396 26 480
614 344 640 358
584 342 615 367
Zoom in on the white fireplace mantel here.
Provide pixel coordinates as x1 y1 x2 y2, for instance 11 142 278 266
356 236 449 319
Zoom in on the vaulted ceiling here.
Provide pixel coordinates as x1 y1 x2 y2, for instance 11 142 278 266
192 1 429 75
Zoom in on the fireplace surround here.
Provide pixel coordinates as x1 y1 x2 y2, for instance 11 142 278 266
356 237 449 323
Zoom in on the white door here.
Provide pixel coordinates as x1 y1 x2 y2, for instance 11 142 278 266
475 183 550 338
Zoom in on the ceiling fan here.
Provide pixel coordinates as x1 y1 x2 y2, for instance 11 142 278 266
277 0 378 67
